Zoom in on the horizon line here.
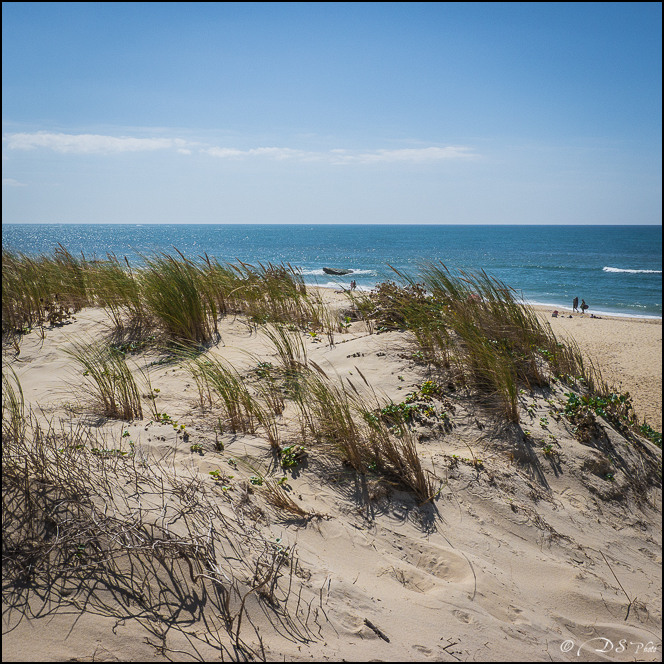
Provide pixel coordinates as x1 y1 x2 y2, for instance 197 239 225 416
3 221 662 226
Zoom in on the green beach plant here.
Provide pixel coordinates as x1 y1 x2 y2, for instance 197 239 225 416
279 444 307 469
186 354 259 435
2 247 91 336
353 263 610 423
139 251 218 344
2 366 26 446
86 253 148 332
65 339 143 420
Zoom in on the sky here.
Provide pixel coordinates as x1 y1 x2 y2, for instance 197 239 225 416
2 2 662 225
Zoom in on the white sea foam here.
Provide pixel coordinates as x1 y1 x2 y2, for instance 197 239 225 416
603 266 662 274
314 282 373 291
299 268 375 276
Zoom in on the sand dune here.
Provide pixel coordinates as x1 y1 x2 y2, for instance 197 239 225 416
2 287 661 662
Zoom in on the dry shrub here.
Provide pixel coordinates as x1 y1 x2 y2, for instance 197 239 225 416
2 386 313 657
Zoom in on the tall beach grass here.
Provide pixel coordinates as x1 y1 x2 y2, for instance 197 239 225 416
353 263 602 422
65 339 143 420
2 249 331 344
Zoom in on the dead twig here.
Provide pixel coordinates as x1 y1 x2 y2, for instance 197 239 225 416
364 617 390 642
600 550 633 621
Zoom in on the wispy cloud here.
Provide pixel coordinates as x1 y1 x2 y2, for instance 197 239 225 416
2 177 26 187
3 131 478 164
4 132 191 154
204 146 320 161
205 145 477 164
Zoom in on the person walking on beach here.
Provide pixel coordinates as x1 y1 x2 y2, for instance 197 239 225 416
581 299 588 314
573 296 578 312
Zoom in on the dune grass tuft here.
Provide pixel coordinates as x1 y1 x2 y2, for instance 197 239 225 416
185 353 276 443
353 263 605 423
140 251 219 344
65 339 143 420
86 253 148 332
2 246 90 336
2 366 26 446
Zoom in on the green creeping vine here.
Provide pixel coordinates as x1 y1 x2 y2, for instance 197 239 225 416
563 392 661 448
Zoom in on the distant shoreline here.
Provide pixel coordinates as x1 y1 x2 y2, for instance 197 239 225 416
311 282 663 321
528 303 662 323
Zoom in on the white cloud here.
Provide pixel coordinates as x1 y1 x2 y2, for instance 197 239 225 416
204 146 320 161
3 131 478 165
205 145 477 164
2 177 26 187
4 132 191 154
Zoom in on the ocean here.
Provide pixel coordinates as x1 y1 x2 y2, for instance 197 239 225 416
2 224 661 319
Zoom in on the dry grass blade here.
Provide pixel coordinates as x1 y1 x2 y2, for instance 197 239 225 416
263 323 308 373
3 388 312 658
2 365 26 446
263 479 309 517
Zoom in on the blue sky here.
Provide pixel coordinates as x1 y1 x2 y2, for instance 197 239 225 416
2 2 661 224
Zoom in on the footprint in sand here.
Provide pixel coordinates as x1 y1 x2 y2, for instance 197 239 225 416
401 543 471 584
638 547 662 563
379 564 436 593
508 605 528 624
412 644 434 656
484 602 530 625
452 609 475 624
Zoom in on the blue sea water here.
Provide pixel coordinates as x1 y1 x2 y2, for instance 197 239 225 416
2 224 662 319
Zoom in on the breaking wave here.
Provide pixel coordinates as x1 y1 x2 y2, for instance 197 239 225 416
315 282 373 291
299 268 375 276
603 267 661 274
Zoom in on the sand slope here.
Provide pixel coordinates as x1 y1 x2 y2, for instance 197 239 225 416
2 298 661 662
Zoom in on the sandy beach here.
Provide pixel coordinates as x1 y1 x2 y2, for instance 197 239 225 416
533 306 662 433
3 281 661 662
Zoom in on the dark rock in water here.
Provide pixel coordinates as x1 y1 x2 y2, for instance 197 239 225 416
323 267 353 276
